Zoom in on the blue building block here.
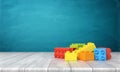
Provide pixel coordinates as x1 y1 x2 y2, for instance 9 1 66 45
94 48 106 61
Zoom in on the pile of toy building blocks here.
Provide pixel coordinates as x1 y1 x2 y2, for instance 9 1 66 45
54 42 111 61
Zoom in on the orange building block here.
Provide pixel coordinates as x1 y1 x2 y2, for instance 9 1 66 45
78 51 94 61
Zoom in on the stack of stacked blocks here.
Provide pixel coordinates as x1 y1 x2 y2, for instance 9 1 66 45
54 42 111 61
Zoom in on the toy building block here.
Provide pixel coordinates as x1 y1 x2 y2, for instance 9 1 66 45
54 48 74 59
80 45 88 51
85 42 96 51
77 42 96 51
87 52 94 60
76 48 84 53
78 51 94 61
65 51 77 61
70 43 85 48
94 48 106 61
97 47 112 60
76 42 96 52
106 48 111 60
78 51 86 60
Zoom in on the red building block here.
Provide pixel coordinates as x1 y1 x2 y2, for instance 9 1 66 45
54 48 74 59
106 48 111 60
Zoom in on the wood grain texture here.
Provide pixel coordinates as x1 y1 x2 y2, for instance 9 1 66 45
0 52 33 72
48 58 70 72
25 52 53 72
87 61 116 72
68 61 92 72
106 52 120 72
106 60 120 72
0 52 119 72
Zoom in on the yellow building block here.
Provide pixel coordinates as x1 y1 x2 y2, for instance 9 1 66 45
86 42 96 51
77 42 96 52
69 42 96 58
73 42 96 56
81 45 88 51
77 48 84 52
65 51 77 61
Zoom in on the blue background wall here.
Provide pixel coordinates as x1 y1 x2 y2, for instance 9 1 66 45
118 0 120 51
0 0 2 51
0 0 119 52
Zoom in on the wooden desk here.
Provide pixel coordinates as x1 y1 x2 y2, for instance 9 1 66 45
0 52 119 72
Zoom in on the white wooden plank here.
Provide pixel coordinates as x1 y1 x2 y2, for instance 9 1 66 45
69 61 92 72
24 52 53 72
0 53 34 72
48 58 70 72
0 52 16 58
111 52 120 62
0 53 32 65
106 60 120 72
106 53 120 72
0 52 34 72
0 52 53 72
87 61 116 72
0 52 119 72
0 52 25 61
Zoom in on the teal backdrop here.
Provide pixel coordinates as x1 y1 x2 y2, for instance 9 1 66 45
0 0 119 52
118 0 120 51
